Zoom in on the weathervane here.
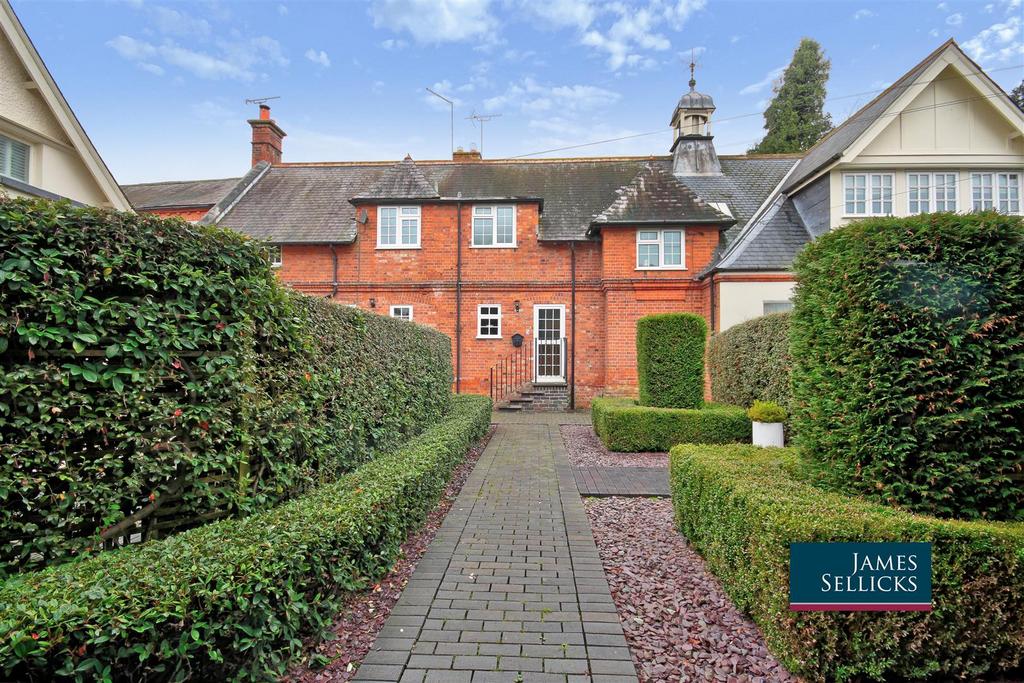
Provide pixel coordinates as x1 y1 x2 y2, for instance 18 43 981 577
689 49 697 90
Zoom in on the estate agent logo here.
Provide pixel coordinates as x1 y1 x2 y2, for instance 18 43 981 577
789 542 932 611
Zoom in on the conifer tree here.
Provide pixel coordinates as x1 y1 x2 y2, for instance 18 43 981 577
750 38 833 154
1010 80 1024 111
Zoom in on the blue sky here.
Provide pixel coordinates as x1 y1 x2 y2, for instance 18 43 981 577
12 0 1024 183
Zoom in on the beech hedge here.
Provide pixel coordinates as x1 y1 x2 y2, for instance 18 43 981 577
708 312 791 409
636 312 707 408
670 443 1024 682
0 394 491 682
0 198 452 574
790 211 1024 521
592 397 749 451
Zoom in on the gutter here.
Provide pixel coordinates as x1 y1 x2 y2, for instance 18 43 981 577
329 244 339 298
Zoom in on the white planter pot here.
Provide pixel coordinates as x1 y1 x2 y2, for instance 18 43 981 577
752 421 784 448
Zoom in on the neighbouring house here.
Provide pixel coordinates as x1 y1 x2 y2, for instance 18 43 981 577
151 39 1023 408
122 177 241 221
0 0 128 209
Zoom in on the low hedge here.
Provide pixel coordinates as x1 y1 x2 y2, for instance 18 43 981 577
0 394 491 682
708 312 791 409
670 443 1024 682
591 396 749 451
636 312 707 408
0 197 453 573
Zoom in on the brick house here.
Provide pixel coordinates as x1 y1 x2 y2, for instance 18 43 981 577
132 40 1024 408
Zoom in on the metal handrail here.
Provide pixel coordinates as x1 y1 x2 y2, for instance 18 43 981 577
488 342 531 404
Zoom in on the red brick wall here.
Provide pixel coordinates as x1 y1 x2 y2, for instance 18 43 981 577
273 201 725 407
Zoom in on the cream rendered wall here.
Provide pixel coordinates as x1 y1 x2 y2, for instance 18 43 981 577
828 64 1024 228
718 280 796 331
0 27 111 206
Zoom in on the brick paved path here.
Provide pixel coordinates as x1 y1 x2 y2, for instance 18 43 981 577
353 417 638 683
571 467 669 497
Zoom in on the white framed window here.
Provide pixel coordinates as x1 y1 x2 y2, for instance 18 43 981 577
972 172 1020 214
843 173 893 216
907 172 959 214
377 206 421 248
0 133 30 182
636 229 684 270
763 301 793 315
477 304 501 339
472 205 516 247
267 244 283 268
389 305 413 321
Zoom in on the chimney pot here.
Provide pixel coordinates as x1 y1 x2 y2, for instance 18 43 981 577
259 104 271 120
452 147 483 162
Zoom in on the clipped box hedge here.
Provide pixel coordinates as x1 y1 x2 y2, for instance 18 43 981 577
0 197 452 573
708 312 791 409
0 394 491 682
670 443 1024 682
592 396 749 451
636 312 707 408
790 211 1024 521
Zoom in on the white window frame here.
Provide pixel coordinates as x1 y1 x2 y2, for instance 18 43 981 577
477 304 502 339
389 305 414 321
268 244 283 268
843 172 893 217
0 133 30 182
471 204 517 248
377 205 421 249
763 301 793 315
635 229 685 270
971 171 1021 214
907 171 959 215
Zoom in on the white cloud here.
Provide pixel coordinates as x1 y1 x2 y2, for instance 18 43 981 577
107 35 156 60
729 35 742 44
372 80 386 94
853 8 875 19
739 65 785 95
369 0 497 44
380 38 409 50
159 43 252 80
484 77 620 114
929 28 940 37
278 4 288 15
137 62 165 76
578 0 706 70
151 6 211 37
518 0 597 30
946 12 963 26
937 1 948 9
423 80 466 109
963 15 1023 62
305 48 331 67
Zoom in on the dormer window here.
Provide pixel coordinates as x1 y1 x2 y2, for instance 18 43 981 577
472 205 516 247
378 206 421 248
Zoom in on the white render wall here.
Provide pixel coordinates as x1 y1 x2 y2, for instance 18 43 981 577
718 280 796 331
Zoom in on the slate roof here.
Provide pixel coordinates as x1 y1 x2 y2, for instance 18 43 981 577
781 39 953 194
708 194 812 273
210 155 793 244
122 177 241 209
590 162 733 228
352 155 439 201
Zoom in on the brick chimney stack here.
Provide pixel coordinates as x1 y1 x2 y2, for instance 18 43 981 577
248 104 286 167
452 145 482 162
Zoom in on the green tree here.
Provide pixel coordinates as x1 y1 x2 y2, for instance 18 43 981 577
749 38 833 154
1010 80 1024 111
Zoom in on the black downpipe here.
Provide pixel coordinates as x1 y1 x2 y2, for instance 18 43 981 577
570 241 577 410
708 271 716 333
329 244 339 298
455 202 463 393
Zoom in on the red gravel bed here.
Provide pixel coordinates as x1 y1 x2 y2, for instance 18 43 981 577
562 424 669 467
284 426 495 682
584 496 794 683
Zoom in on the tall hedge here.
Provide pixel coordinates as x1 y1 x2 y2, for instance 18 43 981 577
636 312 707 408
790 212 1024 521
0 198 452 575
708 312 791 409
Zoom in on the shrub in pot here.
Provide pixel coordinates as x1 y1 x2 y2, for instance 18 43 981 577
748 400 786 447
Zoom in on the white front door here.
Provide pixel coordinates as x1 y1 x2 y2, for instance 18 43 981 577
533 304 566 384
